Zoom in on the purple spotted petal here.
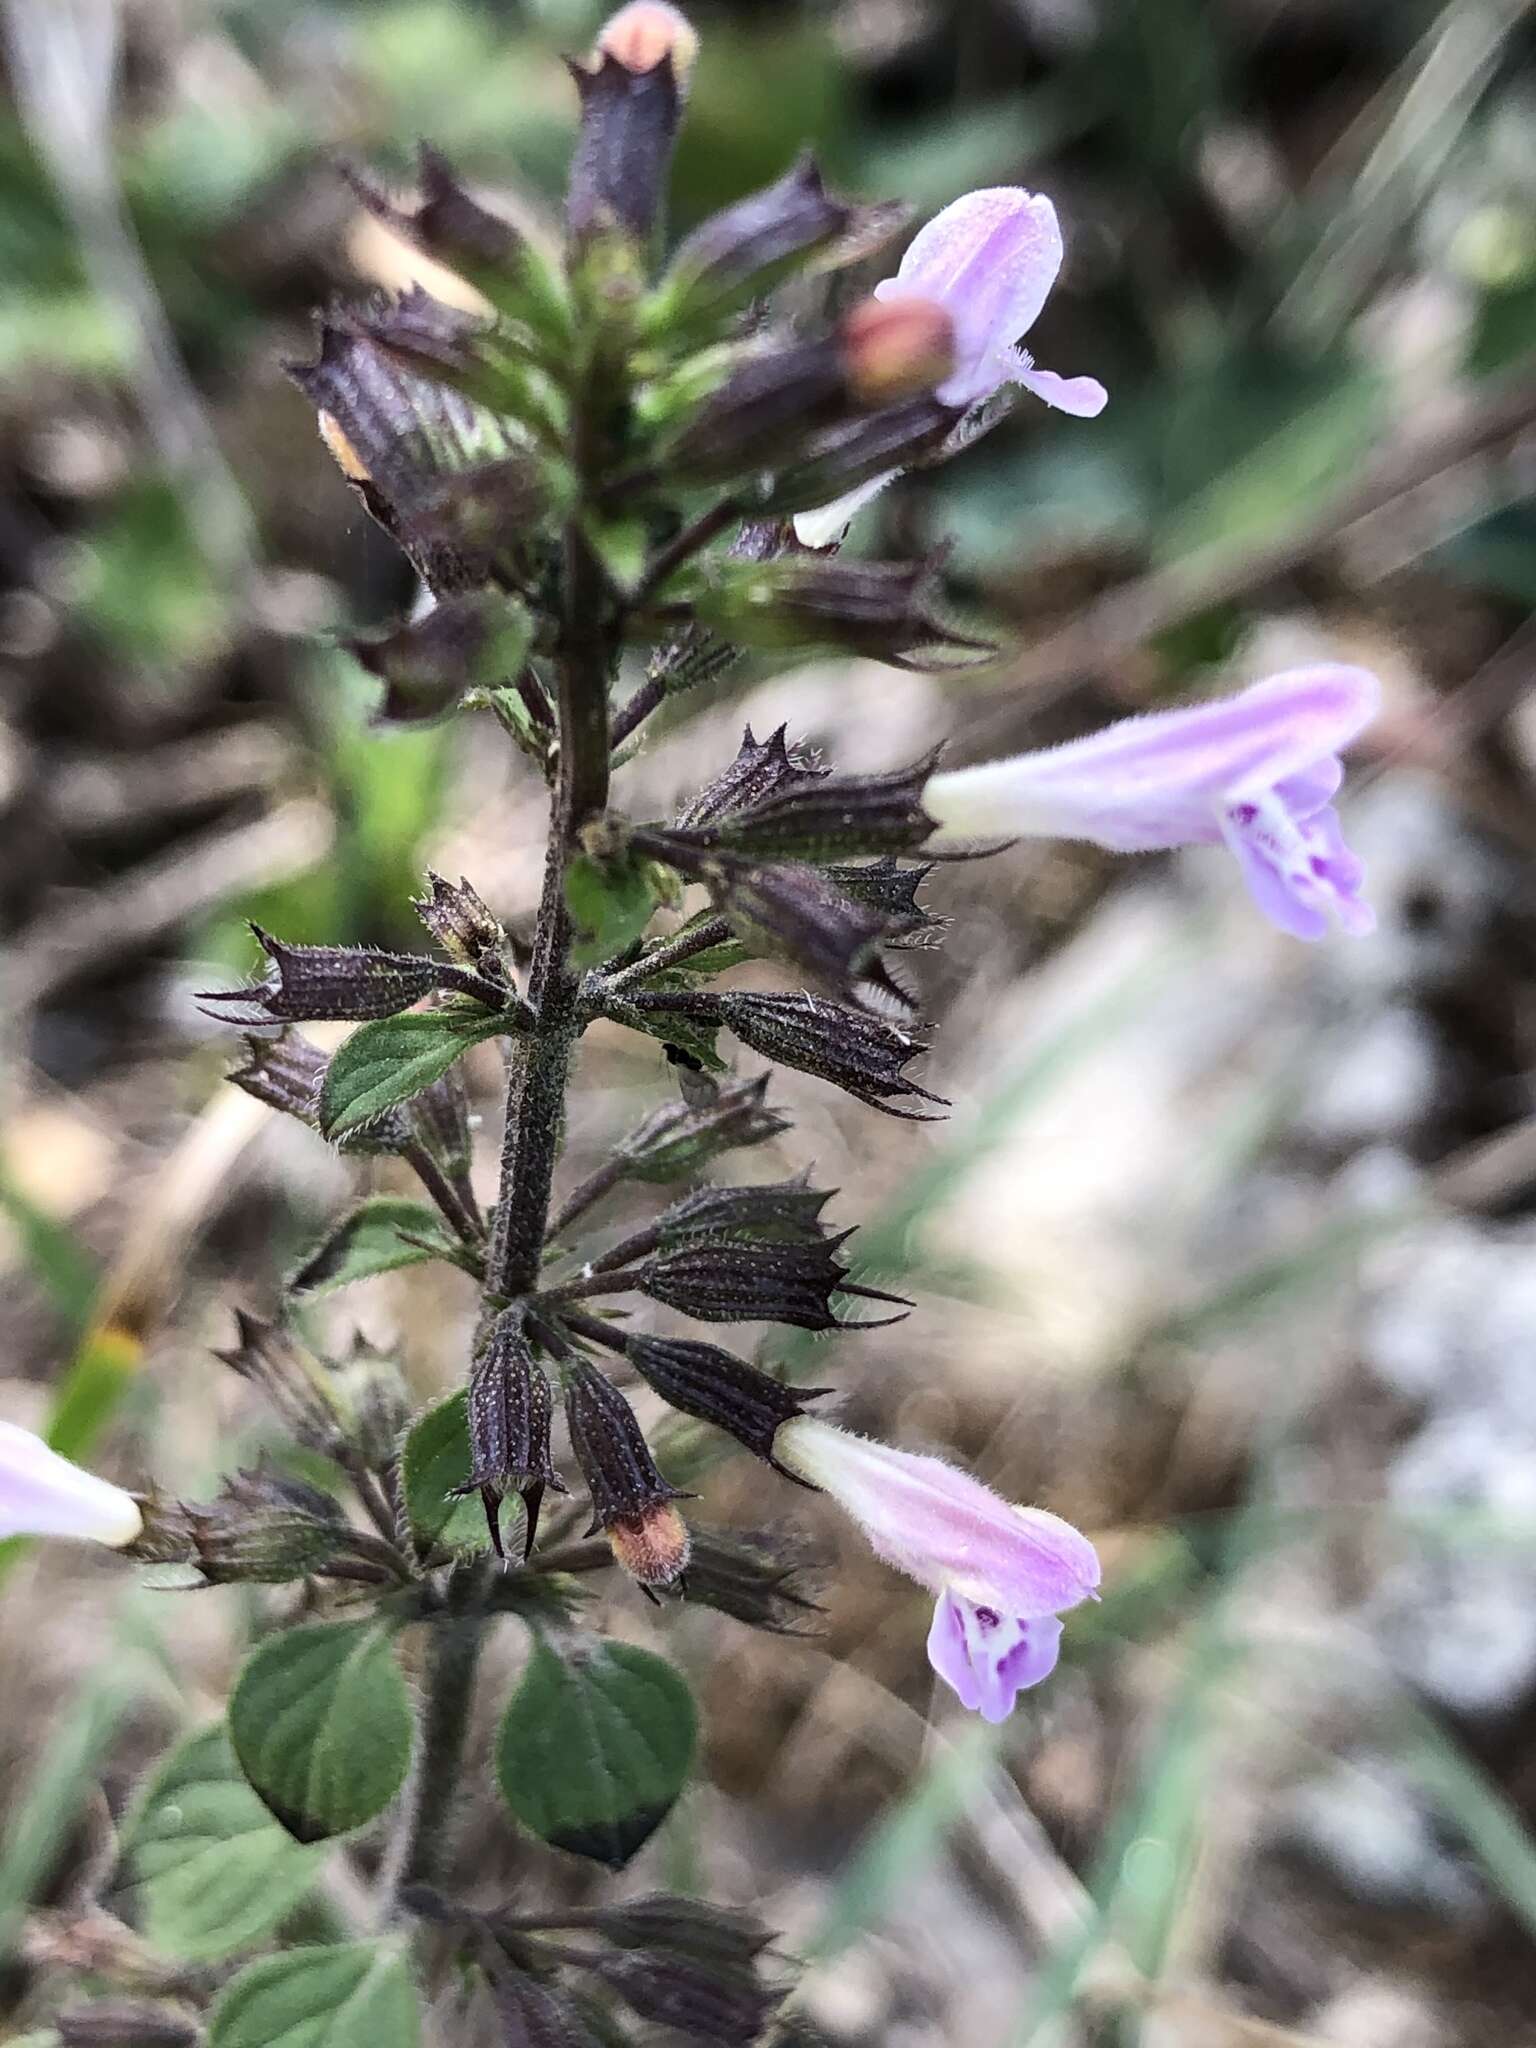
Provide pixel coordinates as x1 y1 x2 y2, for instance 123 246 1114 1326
927 1590 1063 1720
925 664 1380 939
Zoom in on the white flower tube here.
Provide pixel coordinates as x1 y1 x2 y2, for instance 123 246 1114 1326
0 1421 143 1546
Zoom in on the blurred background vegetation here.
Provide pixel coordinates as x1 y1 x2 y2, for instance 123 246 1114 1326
5 0 1536 2042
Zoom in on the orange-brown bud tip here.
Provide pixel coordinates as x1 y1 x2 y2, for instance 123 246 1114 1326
317 410 371 483
607 1501 692 1586
596 2 699 82
841 295 956 407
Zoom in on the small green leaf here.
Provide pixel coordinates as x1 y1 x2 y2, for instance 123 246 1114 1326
209 1941 421 2048
289 1197 472 1296
112 1726 323 1960
565 853 664 968
496 1634 696 1868
229 1622 413 1842
399 1389 495 1559
581 511 649 594
319 1010 506 1139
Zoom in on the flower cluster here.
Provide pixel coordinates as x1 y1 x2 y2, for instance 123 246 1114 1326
14 0 1390 1879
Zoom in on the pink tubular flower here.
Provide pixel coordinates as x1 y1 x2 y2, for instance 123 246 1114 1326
774 1416 1099 1721
924 664 1381 942
795 186 1107 547
0 1421 143 1546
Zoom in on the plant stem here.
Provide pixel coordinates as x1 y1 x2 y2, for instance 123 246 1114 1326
386 1603 485 1903
483 404 615 1302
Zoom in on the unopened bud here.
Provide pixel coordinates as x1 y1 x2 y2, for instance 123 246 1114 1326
841 295 955 406
616 1072 788 1184
675 723 824 831
716 989 945 1120
413 871 509 974
638 1233 904 1332
607 1498 692 1587
596 1 699 82
347 588 535 727
565 1363 687 1542
567 5 694 245
183 1466 351 1584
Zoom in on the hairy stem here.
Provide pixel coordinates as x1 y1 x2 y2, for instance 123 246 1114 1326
384 1600 485 1905
483 383 616 1303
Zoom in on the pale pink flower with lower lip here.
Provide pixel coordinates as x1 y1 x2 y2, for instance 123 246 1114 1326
924 664 1381 942
0 1421 142 1546
774 1416 1099 1720
795 185 1107 547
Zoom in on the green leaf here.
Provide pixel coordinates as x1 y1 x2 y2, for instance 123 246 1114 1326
229 1622 414 1842
289 1197 471 1297
565 852 665 969
496 1634 696 1868
581 511 649 595
209 1941 421 2048
318 1009 506 1139
399 1389 494 1559
113 1726 323 1960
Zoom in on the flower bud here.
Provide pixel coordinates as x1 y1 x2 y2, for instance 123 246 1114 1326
588 1892 774 1964
840 295 955 406
0 1423 142 1547
413 870 509 975
596 1 699 80
343 143 523 279
764 395 954 520
175 1466 351 1585
292 324 545 596
346 587 535 727
697 859 901 999
690 556 991 668
593 1950 775 2042
606 1499 692 1588
674 723 824 832
201 927 504 1028
567 5 696 246
680 1528 821 1635
564 1363 688 1549
616 1072 788 1184
467 1313 563 1496
714 990 944 1119
651 153 856 331
637 1233 904 1332
212 1311 349 1454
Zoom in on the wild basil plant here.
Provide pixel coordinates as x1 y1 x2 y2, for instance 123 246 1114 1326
6 7 1381 2041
